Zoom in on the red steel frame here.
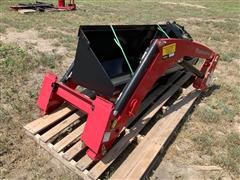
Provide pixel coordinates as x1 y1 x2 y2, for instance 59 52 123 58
37 38 219 160
57 0 76 10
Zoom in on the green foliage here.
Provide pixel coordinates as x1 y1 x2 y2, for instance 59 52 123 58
0 42 58 124
192 131 215 155
213 132 240 173
221 51 239 62
196 106 220 123
0 42 56 76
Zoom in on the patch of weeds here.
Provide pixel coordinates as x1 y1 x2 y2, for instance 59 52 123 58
214 98 237 122
0 142 9 157
39 31 62 40
25 42 38 51
52 41 62 47
57 176 71 180
59 35 76 50
221 51 239 62
195 106 220 123
209 171 225 180
211 33 222 41
201 84 240 123
0 23 8 33
222 84 240 107
192 131 215 155
0 44 32 75
0 42 57 76
0 108 11 122
38 52 59 69
212 20 240 34
27 89 38 99
0 167 8 179
213 132 240 174
0 42 59 125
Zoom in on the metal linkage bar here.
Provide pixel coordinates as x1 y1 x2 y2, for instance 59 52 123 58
113 39 159 116
179 59 204 78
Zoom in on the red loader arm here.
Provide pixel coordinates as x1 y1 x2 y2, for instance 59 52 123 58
82 38 219 160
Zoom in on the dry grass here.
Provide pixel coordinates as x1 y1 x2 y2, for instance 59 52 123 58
0 0 240 179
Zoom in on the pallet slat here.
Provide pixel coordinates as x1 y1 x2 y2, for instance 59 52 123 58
111 88 200 179
24 107 73 134
18 9 36 14
63 141 84 161
30 134 91 180
89 73 191 179
76 155 93 171
53 124 85 153
40 113 81 142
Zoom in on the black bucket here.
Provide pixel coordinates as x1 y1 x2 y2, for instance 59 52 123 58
70 24 193 97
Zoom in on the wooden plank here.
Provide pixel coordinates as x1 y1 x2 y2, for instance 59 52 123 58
63 141 84 161
89 73 191 179
111 88 200 179
53 123 85 153
24 107 73 134
18 9 36 14
45 8 59 12
126 89 200 179
40 113 81 143
26 134 91 180
24 107 73 130
76 155 93 171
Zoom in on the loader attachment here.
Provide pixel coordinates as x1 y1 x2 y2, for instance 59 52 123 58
65 24 198 98
37 22 219 160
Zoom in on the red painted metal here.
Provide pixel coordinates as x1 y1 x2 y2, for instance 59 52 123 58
193 54 219 90
57 0 76 10
37 73 114 159
58 0 65 7
37 38 219 160
37 73 64 114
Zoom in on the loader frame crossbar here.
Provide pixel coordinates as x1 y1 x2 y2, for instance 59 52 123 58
37 38 219 160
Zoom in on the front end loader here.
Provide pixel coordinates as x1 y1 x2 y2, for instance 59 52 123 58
37 22 219 160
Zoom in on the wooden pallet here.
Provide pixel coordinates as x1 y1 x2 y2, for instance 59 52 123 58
24 72 201 179
17 8 66 14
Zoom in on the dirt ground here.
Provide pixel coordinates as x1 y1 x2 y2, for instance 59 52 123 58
0 0 240 179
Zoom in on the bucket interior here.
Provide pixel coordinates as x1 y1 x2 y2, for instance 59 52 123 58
71 25 179 97
82 25 162 76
